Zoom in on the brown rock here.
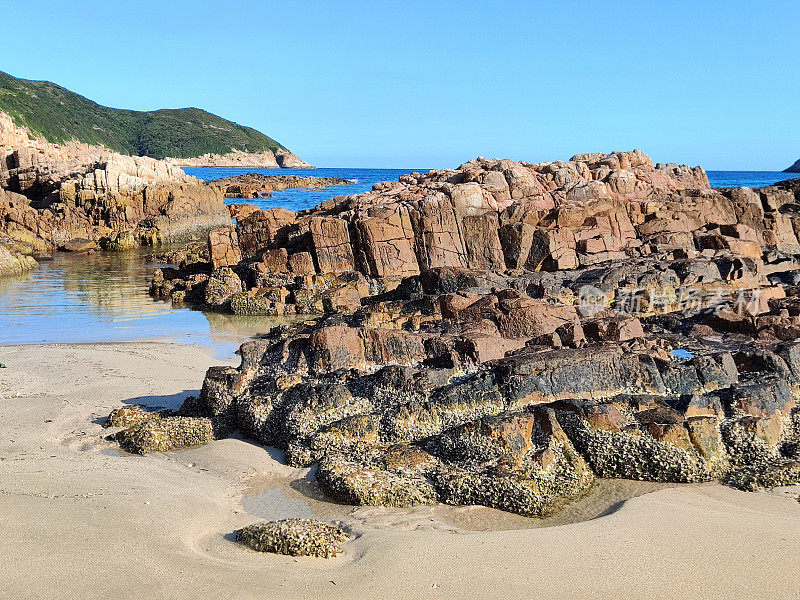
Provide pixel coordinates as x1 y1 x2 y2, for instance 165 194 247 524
288 251 316 274
309 325 365 372
308 217 355 274
208 226 242 268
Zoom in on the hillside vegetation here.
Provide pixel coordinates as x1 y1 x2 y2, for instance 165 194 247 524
0 71 287 159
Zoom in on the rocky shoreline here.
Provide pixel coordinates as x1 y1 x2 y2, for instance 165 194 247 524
0 112 340 280
0 110 230 264
166 149 311 169
208 173 353 199
114 150 800 519
6 341 797 598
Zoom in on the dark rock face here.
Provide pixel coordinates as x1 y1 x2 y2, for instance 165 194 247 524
783 160 800 173
131 151 800 517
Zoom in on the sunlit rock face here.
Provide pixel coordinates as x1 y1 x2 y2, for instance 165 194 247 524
0 110 229 258
117 150 800 516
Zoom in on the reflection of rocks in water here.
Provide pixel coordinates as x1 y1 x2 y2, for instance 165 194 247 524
203 310 306 338
0 247 259 348
61 252 165 314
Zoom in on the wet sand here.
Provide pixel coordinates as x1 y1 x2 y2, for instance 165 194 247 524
1 342 799 599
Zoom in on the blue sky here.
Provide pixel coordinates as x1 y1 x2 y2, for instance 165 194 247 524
1 0 798 169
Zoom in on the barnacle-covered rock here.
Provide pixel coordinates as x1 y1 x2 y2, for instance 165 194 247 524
318 448 439 507
556 409 725 482
104 405 160 428
235 519 349 558
116 416 218 454
127 157 800 519
434 408 594 516
721 410 800 490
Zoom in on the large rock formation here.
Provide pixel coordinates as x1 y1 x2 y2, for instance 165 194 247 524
130 150 800 518
0 110 229 260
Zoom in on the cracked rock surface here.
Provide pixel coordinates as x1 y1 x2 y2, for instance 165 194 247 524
122 151 800 517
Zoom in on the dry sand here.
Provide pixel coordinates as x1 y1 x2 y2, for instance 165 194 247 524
1 341 799 599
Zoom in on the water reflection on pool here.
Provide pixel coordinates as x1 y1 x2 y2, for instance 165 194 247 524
0 249 290 357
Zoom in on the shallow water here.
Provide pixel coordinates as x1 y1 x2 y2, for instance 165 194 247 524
0 249 284 356
0 168 424 352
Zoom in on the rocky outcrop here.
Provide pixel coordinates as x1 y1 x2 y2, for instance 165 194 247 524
784 160 800 173
128 150 800 518
0 110 229 261
151 149 778 317
166 149 311 169
208 173 352 199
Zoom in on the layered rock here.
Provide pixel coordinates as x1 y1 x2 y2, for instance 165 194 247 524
0 110 229 260
166 149 311 169
152 150 793 319
128 150 800 518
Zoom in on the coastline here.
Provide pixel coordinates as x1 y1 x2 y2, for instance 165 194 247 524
2 341 799 599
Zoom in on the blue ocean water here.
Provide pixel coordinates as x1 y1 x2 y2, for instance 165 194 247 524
706 171 794 189
185 167 426 212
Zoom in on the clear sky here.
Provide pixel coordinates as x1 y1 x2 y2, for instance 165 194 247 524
1 0 798 169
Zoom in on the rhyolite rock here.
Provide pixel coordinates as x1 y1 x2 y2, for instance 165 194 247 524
124 151 800 518
166 149 311 169
0 110 230 277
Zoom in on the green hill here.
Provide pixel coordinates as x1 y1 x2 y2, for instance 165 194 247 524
0 70 288 159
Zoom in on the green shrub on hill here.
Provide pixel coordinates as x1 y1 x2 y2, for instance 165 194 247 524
0 71 286 159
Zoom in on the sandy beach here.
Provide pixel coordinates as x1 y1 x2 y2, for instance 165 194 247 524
0 341 797 599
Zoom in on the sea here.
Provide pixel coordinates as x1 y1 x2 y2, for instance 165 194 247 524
0 168 795 351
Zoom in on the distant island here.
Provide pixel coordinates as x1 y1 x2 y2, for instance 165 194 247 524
0 70 308 167
784 159 800 173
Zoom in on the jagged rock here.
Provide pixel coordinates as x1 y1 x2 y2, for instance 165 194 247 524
0 110 229 267
129 153 800 518
208 226 242 268
204 267 244 308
